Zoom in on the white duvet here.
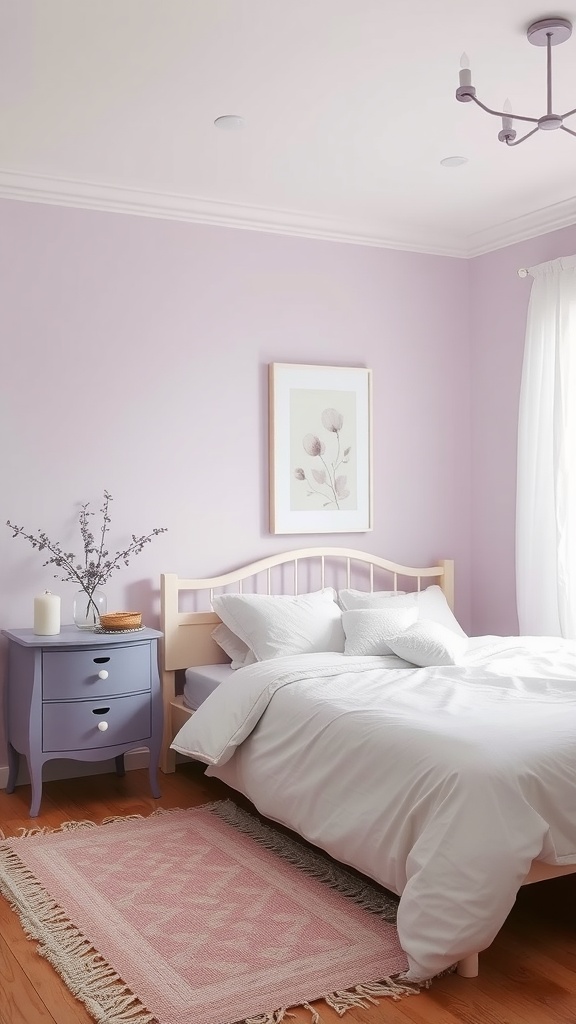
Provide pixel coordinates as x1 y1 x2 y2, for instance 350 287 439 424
171 637 576 981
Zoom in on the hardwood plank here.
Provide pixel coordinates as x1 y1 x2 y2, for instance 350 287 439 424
0 931 59 1024
0 764 575 1024
0 860 98 1024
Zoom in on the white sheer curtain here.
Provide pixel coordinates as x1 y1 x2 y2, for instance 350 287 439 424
516 255 576 637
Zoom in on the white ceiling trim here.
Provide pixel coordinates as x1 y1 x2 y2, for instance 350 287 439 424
0 169 465 257
465 194 576 257
0 168 575 260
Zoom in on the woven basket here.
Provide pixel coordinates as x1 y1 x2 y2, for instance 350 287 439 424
99 611 142 631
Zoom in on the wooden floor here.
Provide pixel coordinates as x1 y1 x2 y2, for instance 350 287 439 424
0 762 575 1024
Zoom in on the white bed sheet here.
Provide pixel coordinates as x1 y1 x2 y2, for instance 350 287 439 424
183 663 235 710
172 640 576 981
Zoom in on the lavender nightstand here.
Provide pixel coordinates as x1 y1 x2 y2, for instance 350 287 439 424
2 625 163 817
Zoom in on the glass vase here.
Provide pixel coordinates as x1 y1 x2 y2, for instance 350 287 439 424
73 589 107 630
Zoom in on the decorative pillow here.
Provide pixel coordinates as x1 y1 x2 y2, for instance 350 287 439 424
342 607 418 656
338 585 466 637
211 623 256 670
338 589 405 610
211 588 344 662
386 619 467 667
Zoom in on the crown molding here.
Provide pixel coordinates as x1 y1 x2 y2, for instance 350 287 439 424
1 167 575 258
465 193 576 257
0 168 466 257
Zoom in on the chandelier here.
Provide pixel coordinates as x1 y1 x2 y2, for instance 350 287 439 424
456 17 576 145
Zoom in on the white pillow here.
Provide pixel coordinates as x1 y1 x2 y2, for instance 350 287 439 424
211 588 344 662
338 585 466 637
386 620 467 667
211 623 256 670
415 586 467 638
338 589 405 610
342 607 418 656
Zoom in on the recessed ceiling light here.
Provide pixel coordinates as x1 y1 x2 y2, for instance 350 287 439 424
214 115 246 130
440 155 468 167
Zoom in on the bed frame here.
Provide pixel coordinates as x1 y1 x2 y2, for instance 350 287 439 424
159 546 576 980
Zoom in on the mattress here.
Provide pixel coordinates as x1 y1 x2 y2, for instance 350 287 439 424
183 663 235 710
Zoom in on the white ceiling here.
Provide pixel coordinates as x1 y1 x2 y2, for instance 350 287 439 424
2 0 576 256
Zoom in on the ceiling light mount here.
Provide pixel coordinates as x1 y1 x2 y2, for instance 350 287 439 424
527 17 572 46
214 114 246 131
456 17 576 146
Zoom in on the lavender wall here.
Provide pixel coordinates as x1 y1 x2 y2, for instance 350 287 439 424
0 199 472 772
470 223 576 636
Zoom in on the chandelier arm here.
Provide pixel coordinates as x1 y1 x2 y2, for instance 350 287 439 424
560 107 576 119
560 125 576 137
506 127 541 146
468 94 540 124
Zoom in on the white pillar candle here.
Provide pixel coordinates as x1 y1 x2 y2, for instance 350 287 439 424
34 591 61 635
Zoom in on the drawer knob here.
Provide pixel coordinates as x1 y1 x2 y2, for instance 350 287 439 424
97 721 109 732
98 670 109 680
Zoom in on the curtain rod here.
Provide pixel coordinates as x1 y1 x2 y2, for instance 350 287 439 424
518 256 576 278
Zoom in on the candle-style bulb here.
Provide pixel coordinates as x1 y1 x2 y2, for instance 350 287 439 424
502 98 513 131
459 52 472 87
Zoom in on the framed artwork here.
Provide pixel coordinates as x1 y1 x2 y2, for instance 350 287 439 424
269 363 373 534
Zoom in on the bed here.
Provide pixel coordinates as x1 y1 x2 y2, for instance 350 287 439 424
159 547 576 983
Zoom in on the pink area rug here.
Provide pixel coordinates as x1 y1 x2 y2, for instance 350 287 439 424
0 801 416 1024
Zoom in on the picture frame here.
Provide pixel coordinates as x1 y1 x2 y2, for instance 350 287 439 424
269 363 373 534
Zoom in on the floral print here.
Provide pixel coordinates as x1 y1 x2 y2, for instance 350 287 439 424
295 408 351 510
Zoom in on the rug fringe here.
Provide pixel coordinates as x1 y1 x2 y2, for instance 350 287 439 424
10 814 147 841
245 1009 297 1023
301 1003 321 1023
211 801 399 922
324 975 421 1015
243 975 421 1024
0 844 154 1023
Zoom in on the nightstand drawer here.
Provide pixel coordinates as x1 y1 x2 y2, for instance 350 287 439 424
43 693 152 752
42 644 151 700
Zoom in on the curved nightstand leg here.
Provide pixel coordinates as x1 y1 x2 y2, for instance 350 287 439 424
6 743 19 794
114 754 126 777
27 754 44 818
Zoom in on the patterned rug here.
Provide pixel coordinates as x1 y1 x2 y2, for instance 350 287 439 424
0 800 418 1024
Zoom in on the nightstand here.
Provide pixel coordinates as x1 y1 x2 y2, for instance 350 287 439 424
2 625 163 816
